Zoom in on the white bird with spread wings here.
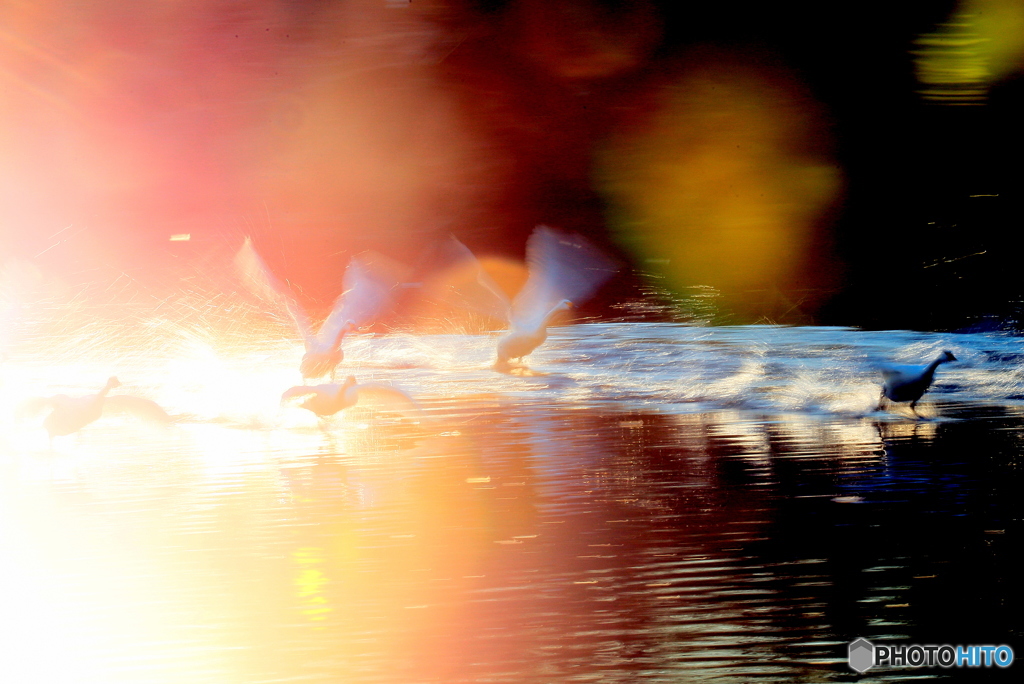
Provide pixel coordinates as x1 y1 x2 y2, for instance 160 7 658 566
282 375 420 418
20 376 171 441
235 237 400 381
450 226 618 371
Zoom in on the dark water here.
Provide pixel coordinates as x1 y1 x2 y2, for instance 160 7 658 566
1 324 1021 682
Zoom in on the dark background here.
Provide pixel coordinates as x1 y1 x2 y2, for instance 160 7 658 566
1 0 1021 331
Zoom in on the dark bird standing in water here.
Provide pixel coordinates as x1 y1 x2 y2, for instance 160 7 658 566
878 350 957 418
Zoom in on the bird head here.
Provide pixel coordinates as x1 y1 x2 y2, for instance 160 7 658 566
539 299 574 327
940 350 957 363
106 376 121 390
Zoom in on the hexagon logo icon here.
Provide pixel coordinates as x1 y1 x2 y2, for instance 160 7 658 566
848 638 875 673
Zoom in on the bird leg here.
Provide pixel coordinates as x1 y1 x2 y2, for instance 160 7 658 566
910 400 922 419
877 389 887 412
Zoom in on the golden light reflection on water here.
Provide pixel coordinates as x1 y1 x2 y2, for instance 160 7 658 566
294 547 332 623
1 382 875 681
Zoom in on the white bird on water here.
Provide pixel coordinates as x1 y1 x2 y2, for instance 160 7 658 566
878 350 957 417
281 375 420 418
236 237 399 381
453 226 618 372
21 377 171 440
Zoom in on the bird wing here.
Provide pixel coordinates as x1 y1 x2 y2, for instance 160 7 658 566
511 226 618 329
281 384 334 405
0 304 13 359
0 272 13 357
17 396 55 420
316 252 406 348
353 383 422 415
879 363 924 386
438 237 513 322
1 258 41 358
235 237 315 347
102 395 172 425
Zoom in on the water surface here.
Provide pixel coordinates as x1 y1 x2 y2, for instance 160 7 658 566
1 323 1021 682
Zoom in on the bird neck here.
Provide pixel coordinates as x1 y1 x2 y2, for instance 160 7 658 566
541 303 568 328
923 357 945 380
329 322 356 349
